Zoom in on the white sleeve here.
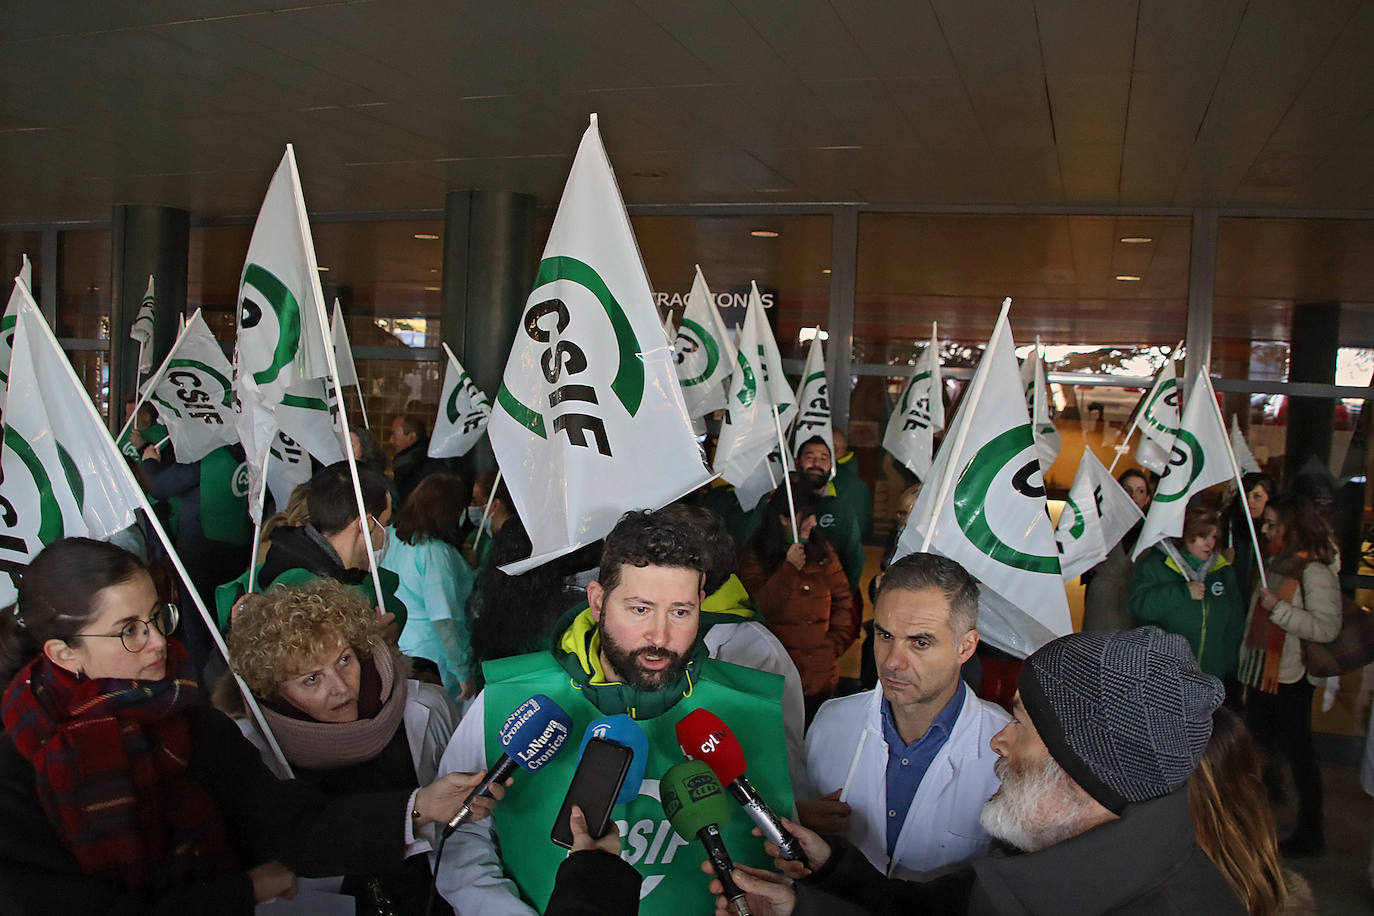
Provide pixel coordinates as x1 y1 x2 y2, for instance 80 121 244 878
433 691 539 916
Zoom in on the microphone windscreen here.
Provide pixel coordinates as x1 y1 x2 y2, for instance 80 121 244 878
675 708 746 784
660 760 734 840
580 714 648 806
497 694 573 773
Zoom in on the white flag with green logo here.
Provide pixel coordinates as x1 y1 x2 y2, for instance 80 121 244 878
789 336 833 462
714 287 783 493
1134 355 1180 475
1134 372 1235 560
1055 447 1143 580
488 115 712 575
1230 414 1261 476
1020 340 1061 473
331 300 360 389
895 309 1071 658
673 266 735 419
276 377 345 467
0 291 144 605
265 429 313 511
882 324 944 480
430 348 491 458
143 309 239 463
130 276 156 373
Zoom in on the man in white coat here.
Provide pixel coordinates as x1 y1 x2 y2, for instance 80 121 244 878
803 552 1008 880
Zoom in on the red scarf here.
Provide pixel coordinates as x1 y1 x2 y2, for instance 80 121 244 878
1 641 237 889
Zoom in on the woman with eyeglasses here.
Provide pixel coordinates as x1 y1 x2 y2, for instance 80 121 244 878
0 537 499 915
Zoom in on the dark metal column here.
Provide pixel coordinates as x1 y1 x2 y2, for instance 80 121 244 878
1284 301 1340 485
440 190 536 476
109 205 188 431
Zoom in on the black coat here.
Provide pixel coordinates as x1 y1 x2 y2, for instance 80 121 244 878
391 440 448 508
797 789 1246 916
0 705 410 915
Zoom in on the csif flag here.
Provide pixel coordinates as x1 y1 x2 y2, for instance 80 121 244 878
488 114 712 575
1020 338 1060 474
713 285 788 500
789 335 833 463
895 305 1071 658
331 299 360 388
882 323 944 480
1133 355 1181 475
430 346 491 458
1133 372 1235 559
673 266 736 419
130 276 156 373
143 309 239 463
0 257 34 405
1230 414 1260 476
0 289 145 605
1055 447 1143 580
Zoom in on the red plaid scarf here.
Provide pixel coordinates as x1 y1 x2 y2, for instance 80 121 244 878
1 641 237 889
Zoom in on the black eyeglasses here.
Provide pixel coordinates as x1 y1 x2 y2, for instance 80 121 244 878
79 603 179 652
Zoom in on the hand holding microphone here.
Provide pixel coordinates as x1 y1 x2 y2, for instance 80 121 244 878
677 708 809 868
661 760 752 916
445 694 573 837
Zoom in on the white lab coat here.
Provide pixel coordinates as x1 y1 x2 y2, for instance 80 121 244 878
804 684 1008 880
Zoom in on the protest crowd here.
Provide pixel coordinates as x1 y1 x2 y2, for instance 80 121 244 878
0 115 1362 916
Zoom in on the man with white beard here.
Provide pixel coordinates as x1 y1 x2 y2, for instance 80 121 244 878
705 627 1247 915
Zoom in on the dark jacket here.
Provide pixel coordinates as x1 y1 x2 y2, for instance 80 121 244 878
255 524 408 629
391 440 447 507
544 850 641 916
0 705 410 916
796 789 1245 916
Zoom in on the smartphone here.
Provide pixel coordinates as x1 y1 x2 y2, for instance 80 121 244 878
550 737 633 849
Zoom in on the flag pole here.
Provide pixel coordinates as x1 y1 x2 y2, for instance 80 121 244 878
354 387 370 430
1200 371 1268 590
23 298 293 777
1109 339 1183 474
246 444 272 594
473 468 502 551
772 404 799 543
114 309 201 445
922 298 1012 553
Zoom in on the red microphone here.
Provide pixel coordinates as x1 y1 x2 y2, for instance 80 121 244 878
676 708 809 866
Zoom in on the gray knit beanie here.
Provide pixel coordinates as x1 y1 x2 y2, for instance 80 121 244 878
1017 626 1224 814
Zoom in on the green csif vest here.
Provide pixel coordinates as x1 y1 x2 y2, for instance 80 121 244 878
482 652 793 916
198 447 253 545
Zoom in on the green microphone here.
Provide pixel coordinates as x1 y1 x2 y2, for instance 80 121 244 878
661 760 752 916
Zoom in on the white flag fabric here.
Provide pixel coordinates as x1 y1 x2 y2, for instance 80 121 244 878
331 300 360 388
714 288 785 490
749 281 796 433
1055 447 1144 580
895 309 1071 658
265 429 314 512
17 253 31 292
130 276 156 373
234 145 341 517
144 310 239 463
662 309 676 346
1020 341 1061 473
673 266 736 419
1134 356 1181 475
1133 372 1235 560
1230 414 1261 476
882 325 944 480
0 291 145 604
276 378 345 467
430 349 491 458
789 336 834 462
488 115 712 575
0 265 31 405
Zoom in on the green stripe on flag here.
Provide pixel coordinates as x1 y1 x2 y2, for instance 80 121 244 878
498 384 546 438
678 318 720 386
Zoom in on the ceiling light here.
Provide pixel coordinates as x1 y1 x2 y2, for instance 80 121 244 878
317 266 330 272
821 268 832 274
799 327 830 343
423 285 441 292
1119 236 1153 244
750 230 780 239
429 268 438 273
413 233 439 240
816 145 861 151
1115 275 1142 282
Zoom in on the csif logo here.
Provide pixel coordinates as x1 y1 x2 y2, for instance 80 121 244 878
900 371 934 431
1142 377 1180 437
674 319 720 387
1153 430 1205 503
497 257 644 458
238 263 301 387
153 359 234 426
0 428 81 586
952 425 1059 574
447 372 491 434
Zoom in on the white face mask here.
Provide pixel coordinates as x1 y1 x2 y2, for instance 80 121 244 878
367 516 389 565
466 505 487 527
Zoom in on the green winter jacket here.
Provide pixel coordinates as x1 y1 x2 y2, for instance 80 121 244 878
1128 543 1245 679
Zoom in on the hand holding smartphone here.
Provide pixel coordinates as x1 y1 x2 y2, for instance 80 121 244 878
551 737 633 849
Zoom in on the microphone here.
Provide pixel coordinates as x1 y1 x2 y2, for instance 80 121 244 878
661 760 752 916
677 708 809 867
445 694 572 836
579 714 649 805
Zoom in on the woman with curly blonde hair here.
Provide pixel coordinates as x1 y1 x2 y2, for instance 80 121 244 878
219 579 460 915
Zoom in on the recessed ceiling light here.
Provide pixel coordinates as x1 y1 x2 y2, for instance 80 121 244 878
429 268 438 273
413 233 439 240
750 230 780 238
1115 275 1142 282
317 266 330 272
757 187 793 193
821 268 832 274
1119 237 1153 244
816 145 862 151
423 285 441 292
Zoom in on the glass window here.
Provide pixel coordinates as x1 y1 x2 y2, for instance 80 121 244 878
57 230 111 340
357 358 442 459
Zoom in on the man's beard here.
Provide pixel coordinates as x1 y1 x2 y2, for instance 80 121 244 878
800 467 828 491
979 755 1088 853
599 626 691 691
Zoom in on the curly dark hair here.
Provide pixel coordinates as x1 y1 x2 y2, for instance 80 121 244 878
598 508 705 596
658 503 736 595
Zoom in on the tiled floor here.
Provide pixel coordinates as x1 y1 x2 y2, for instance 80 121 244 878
1285 762 1371 915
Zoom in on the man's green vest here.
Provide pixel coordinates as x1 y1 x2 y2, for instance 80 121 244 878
482 652 793 915
199 447 253 545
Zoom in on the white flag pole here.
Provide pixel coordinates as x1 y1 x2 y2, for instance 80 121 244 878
1109 339 1183 474
772 405 799 543
246 444 273 594
31 301 293 776
921 297 1013 553
473 468 502 551
354 387 370 430
114 310 202 445
1200 371 1268 590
